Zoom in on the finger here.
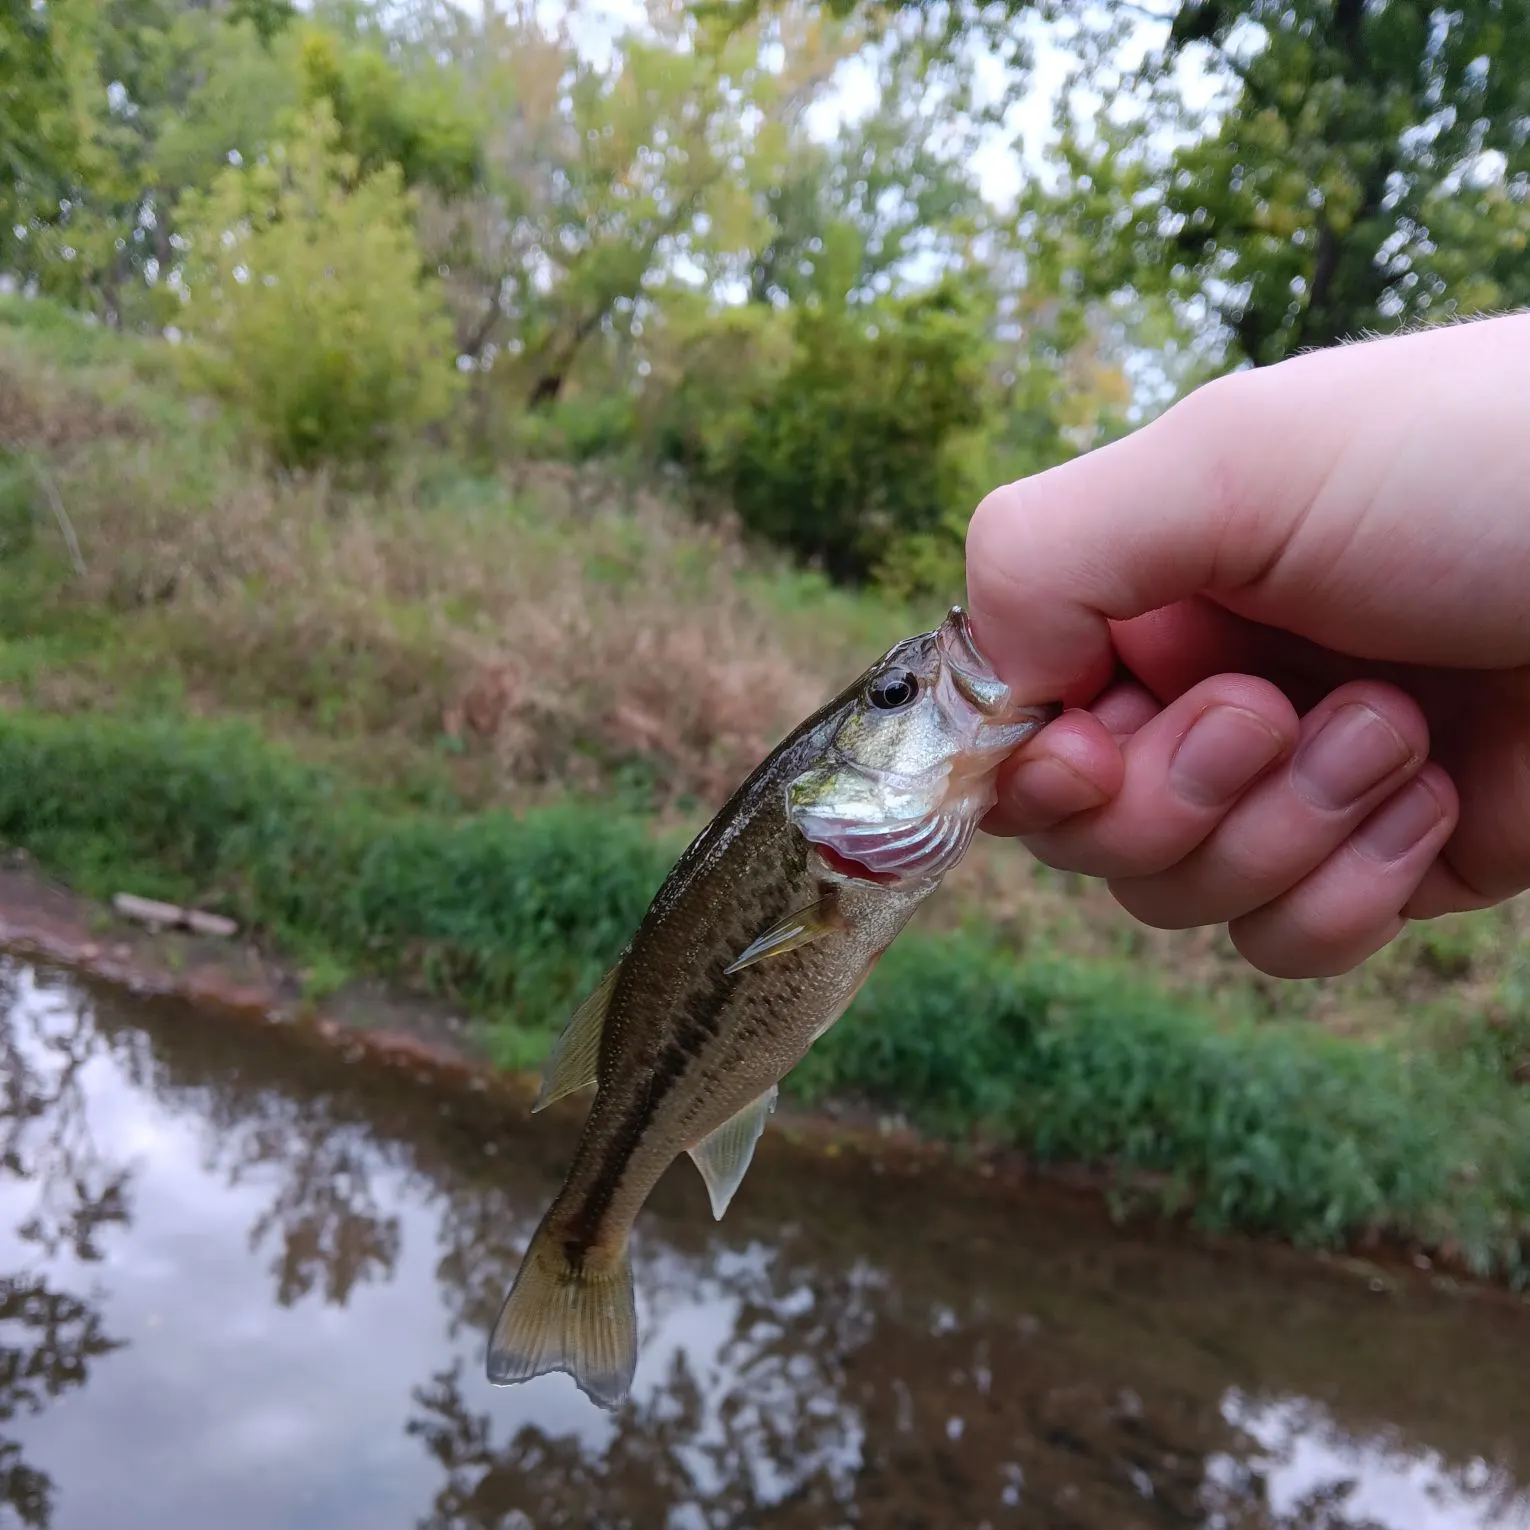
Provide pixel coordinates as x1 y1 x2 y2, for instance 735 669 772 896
985 710 1121 837
1433 669 1530 905
1401 859 1499 921
1106 681 1429 930
1091 679 1162 740
963 366 1333 702
1108 596 1381 714
1228 765 1459 978
985 680 1163 838
1019 674 1297 879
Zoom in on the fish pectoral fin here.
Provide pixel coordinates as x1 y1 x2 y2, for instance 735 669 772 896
687 1085 779 1220
533 961 620 1113
724 895 842 975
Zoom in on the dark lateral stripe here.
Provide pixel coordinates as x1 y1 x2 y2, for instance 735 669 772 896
562 963 743 1248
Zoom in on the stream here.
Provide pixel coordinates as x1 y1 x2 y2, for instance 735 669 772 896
3 955 1528 1529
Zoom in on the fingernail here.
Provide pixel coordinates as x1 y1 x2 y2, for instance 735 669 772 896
1292 703 1413 810
1168 706 1287 808
1354 778 1445 862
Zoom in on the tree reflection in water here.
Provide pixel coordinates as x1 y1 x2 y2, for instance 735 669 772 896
108 1020 405 1309
0 968 131 1266
0 1277 121 1530
0 965 128 1529
2 960 1529 1530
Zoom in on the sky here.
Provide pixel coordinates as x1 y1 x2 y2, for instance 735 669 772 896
453 0 1232 214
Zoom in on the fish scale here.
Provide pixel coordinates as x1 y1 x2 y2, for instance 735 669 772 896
486 606 1058 1409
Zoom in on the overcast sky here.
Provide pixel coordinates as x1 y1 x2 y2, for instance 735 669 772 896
447 0 1229 211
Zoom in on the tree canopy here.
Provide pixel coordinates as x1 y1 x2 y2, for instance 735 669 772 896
2 0 1523 583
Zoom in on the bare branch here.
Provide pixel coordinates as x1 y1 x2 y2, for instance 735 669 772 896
22 450 86 577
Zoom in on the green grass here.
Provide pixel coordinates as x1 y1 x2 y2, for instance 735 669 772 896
0 709 676 1064
2 707 1528 1280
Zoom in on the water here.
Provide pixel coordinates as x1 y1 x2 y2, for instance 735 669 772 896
3 957 1529 1530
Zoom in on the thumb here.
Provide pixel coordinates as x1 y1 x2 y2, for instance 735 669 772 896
964 371 1327 705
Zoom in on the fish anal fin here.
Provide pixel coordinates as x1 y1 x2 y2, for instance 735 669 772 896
724 895 843 976
486 1224 637 1411
687 1085 779 1220
533 962 620 1113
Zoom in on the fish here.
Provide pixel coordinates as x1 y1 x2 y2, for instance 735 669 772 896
485 605 1058 1409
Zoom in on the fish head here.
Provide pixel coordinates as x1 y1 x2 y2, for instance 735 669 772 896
786 606 1060 886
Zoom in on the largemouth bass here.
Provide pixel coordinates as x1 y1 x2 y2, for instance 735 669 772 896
487 605 1057 1408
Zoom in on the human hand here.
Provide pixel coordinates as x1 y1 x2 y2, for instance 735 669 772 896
965 313 1530 978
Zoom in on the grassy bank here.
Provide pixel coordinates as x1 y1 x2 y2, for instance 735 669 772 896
0 294 924 817
3 708 1529 1282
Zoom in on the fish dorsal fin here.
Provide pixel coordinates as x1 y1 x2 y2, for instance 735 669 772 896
687 1085 779 1219
532 961 621 1113
724 894 842 976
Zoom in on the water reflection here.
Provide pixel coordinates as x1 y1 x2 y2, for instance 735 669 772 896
0 1274 122 1529
0 968 129 1528
1207 1392 1530 1530
1 956 1528 1529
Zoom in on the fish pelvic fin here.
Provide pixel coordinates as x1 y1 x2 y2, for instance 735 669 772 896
533 961 620 1113
687 1084 778 1219
724 894 843 975
486 1223 638 1411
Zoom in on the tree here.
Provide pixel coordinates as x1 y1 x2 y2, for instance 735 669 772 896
5 1 480 329
726 21 999 309
175 101 461 470
0 2 79 270
795 0 1530 366
5 1 309 326
658 278 993 582
291 18 482 196
1159 0 1530 363
413 0 865 418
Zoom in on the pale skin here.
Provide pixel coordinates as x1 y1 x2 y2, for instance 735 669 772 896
965 311 1530 980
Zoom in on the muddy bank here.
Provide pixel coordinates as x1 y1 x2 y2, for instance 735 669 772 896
0 848 1521 1311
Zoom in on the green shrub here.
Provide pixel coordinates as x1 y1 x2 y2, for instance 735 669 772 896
0 711 671 1037
655 282 991 582
174 101 461 472
803 939 1449 1239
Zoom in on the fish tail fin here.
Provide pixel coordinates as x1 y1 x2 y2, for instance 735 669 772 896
486 1221 637 1411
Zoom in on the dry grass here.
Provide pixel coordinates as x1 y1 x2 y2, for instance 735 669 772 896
0 327 895 812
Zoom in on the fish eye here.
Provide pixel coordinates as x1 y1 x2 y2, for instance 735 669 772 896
869 669 919 711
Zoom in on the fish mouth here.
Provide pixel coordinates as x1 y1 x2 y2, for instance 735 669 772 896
936 606 1060 727
936 602 1058 728
796 802 979 889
